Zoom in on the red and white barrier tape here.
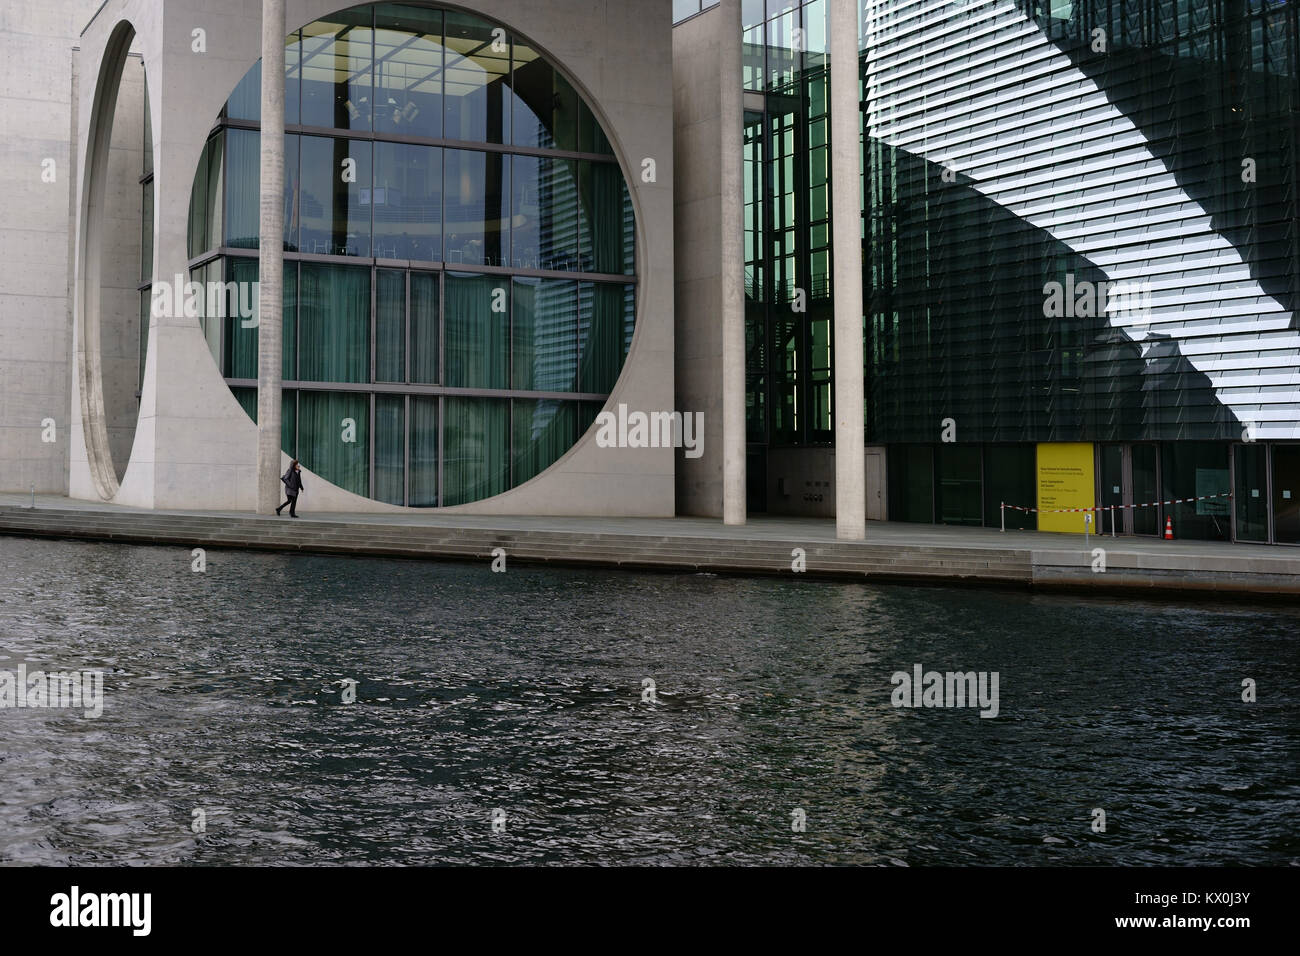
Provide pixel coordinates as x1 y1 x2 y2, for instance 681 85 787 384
1003 492 1233 514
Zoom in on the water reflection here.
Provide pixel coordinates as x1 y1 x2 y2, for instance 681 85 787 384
0 537 1296 865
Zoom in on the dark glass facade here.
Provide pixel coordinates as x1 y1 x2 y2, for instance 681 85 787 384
733 0 1300 542
188 3 636 506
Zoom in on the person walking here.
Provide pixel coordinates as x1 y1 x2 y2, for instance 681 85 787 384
277 460 305 517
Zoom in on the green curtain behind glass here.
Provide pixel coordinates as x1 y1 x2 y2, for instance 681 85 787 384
231 387 297 459
583 160 632 275
225 130 301 250
224 259 297 381
409 396 438 507
376 269 405 382
411 271 439 383
512 278 576 392
578 282 627 393
187 139 208 258
299 263 370 382
299 391 369 497
374 394 404 505
445 273 507 388
511 399 574 486
443 397 507 505
205 133 224 252
224 129 257 249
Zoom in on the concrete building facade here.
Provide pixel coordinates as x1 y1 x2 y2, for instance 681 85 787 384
674 0 1300 546
1 0 675 516
5 0 1300 547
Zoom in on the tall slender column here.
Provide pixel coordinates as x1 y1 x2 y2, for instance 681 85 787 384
720 0 747 525
256 0 286 514
830 0 866 540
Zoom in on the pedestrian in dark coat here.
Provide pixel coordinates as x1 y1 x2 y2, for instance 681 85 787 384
277 460 305 517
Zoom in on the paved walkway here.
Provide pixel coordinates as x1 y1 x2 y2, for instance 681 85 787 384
0 492 1284 555
1 494 1297 597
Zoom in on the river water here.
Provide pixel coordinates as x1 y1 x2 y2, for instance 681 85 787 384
0 535 1295 865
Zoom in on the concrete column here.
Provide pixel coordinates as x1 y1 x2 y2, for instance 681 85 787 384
256 0 285 514
830 0 866 540
720 0 746 525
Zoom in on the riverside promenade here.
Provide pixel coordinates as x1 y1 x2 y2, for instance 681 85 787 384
1 493 1298 599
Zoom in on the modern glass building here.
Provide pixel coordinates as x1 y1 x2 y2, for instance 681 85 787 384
179 3 637 507
678 0 1300 544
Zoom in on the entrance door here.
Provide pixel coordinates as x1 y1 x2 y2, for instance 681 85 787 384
1274 445 1300 544
1096 443 1160 535
1131 443 1159 535
1099 445 1124 534
865 447 886 521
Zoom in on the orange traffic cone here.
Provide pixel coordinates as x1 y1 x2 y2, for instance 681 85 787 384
1164 515 1174 540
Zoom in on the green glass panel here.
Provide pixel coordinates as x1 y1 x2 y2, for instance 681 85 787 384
231 387 297 459
187 139 208 259
375 268 405 383
581 161 633 275
205 131 224 252
512 278 576 392
512 154 580 271
444 272 507 389
222 260 298 381
374 393 405 505
410 271 439 384
298 390 369 498
512 399 574 486
443 397 508 505
223 130 254 249
409 395 438 506
224 131 299 250
299 263 370 383
577 282 630 394
224 257 260 379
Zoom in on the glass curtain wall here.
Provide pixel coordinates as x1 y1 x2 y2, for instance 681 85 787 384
744 0 833 466
188 3 637 506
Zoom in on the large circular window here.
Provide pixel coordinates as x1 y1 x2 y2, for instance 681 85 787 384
185 3 635 506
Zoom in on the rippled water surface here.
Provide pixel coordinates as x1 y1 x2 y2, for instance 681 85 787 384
0 535 1296 865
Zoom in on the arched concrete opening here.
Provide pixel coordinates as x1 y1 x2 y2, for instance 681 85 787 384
77 20 147 497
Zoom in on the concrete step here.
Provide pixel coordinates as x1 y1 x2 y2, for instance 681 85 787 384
0 518 1032 569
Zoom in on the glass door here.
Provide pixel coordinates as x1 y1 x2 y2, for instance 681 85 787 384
1273 445 1300 544
1233 443 1269 542
1131 443 1159 535
1098 444 1124 534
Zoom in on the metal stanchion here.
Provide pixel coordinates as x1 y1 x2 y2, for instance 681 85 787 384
1001 501 1005 532
1111 504 1116 537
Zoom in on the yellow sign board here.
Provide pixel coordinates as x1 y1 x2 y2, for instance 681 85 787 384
1036 443 1096 534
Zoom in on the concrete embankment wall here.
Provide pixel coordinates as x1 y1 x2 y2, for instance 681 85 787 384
3 498 1300 600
